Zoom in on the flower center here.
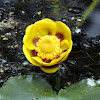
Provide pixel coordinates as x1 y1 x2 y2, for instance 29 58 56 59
38 36 56 52
35 35 62 60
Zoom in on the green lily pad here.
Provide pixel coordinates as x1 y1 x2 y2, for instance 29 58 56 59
58 78 100 100
0 75 100 100
0 75 57 100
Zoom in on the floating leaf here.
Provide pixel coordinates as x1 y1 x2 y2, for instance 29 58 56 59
0 75 100 100
58 78 100 100
0 75 57 100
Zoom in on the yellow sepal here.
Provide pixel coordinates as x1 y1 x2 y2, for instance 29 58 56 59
23 24 42 50
55 21 72 42
61 40 69 50
34 19 57 36
60 40 73 62
40 65 59 73
23 45 42 67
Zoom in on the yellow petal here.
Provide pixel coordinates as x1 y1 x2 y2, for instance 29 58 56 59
60 40 73 62
32 51 68 66
25 24 34 35
51 51 68 64
55 21 72 42
32 57 50 66
40 65 59 73
23 45 42 67
61 40 69 50
34 19 57 36
23 24 42 50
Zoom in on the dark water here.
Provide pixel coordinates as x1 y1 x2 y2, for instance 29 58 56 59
81 3 100 39
0 0 100 92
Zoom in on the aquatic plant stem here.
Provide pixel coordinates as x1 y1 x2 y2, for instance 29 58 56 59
77 0 100 27
52 0 59 14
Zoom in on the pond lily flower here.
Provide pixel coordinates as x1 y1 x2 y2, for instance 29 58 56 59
23 18 72 73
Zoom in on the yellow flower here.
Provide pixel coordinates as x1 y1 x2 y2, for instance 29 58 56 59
23 18 72 73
